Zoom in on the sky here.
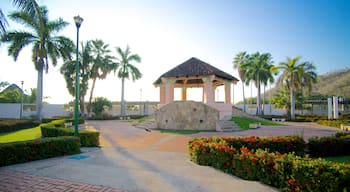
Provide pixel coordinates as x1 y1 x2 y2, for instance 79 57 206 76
1 0 349 104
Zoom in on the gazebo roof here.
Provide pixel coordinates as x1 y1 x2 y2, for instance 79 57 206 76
154 57 239 87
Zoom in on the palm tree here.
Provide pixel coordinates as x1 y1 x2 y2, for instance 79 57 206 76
1 0 41 35
87 39 115 116
233 51 249 112
242 52 275 115
1 6 73 121
277 56 317 120
61 41 92 116
114 45 142 117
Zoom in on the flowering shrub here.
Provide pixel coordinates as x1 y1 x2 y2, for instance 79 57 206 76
189 137 350 192
0 136 80 166
308 134 350 157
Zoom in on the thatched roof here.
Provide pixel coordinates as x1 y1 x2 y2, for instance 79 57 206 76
154 57 238 86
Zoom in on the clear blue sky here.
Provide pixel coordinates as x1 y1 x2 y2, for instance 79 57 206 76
1 0 349 104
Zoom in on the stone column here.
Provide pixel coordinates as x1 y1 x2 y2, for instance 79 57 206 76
181 87 187 101
224 81 232 104
202 76 215 104
161 78 175 104
159 84 166 104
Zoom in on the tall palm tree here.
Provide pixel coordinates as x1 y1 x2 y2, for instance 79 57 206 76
233 51 249 112
114 45 142 117
1 0 41 35
277 56 317 120
242 52 275 115
87 39 115 116
1 6 73 121
61 41 93 116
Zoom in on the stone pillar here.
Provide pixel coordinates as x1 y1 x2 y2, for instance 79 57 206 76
161 78 175 104
333 96 339 119
224 81 231 104
202 76 215 104
181 88 187 101
159 84 166 105
328 98 332 119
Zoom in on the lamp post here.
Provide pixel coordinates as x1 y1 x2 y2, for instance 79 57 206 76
74 15 83 137
20 80 24 119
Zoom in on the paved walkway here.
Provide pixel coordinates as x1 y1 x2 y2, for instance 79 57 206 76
0 120 341 192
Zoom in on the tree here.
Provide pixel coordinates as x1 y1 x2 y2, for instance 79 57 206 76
1 0 41 35
242 52 276 115
87 39 115 116
1 6 74 121
114 45 142 117
233 52 249 112
61 41 93 116
91 97 112 118
277 56 317 120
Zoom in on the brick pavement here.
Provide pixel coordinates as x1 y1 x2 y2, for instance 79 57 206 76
0 169 127 192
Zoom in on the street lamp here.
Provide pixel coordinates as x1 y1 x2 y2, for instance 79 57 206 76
74 15 83 137
20 80 24 119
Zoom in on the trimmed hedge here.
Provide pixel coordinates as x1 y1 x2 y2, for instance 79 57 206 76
0 136 81 166
41 124 99 147
308 134 350 157
189 138 350 192
190 136 306 156
0 119 39 133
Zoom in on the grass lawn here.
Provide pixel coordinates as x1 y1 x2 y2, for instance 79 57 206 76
324 156 350 164
0 127 42 143
153 128 216 135
232 117 284 130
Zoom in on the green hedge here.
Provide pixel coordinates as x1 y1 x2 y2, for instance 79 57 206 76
308 134 350 157
0 136 80 166
41 124 99 147
190 136 305 156
0 119 39 133
189 138 350 191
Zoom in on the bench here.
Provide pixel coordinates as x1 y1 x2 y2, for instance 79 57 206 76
249 123 261 129
272 118 286 122
341 124 350 131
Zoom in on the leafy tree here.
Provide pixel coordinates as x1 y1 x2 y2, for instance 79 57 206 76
277 56 317 119
1 6 73 121
0 89 22 103
242 52 276 115
114 45 142 117
0 81 10 91
87 39 115 116
61 41 93 116
91 97 112 118
233 52 249 112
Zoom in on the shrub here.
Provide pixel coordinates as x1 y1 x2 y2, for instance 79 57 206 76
0 136 80 166
0 119 39 133
40 123 99 147
308 135 350 157
188 138 350 191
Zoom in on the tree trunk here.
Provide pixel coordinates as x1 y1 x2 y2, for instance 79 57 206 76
87 78 97 117
290 88 296 120
256 81 262 115
121 77 126 117
36 69 43 122
80 95 85 118
242 81 246 112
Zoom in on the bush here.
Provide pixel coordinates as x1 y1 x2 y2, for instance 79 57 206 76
308 135 350 157
0 119 39 133
41 123 99 147
0 136 80 166
189 138 350 191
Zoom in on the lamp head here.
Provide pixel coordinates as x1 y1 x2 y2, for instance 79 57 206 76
74 15 83 28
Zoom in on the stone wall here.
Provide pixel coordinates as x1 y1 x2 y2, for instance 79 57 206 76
155 101 219 130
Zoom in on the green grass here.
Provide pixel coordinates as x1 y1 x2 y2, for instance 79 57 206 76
153 128 216 135
324 156 350 164
231 117 284 130
0 126 42 143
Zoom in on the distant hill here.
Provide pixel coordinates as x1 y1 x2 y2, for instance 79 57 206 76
264 68 350 99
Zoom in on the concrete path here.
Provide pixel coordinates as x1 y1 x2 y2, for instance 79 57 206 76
0 120 341 192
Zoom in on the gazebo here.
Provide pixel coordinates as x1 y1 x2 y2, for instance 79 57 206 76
153 57 239 130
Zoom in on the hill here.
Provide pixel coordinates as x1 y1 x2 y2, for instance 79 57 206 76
264 68 350 99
